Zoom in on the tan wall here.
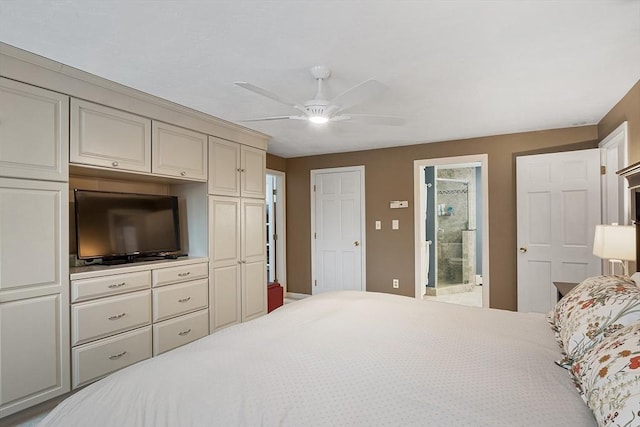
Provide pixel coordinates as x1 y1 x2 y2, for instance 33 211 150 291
285 126 598 310
598 80 640 161
267 153 287 172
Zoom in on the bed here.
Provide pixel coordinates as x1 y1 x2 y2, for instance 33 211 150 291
39 289 606 427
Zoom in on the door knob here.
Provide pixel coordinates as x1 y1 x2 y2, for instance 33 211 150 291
354 241 360 247
519 247 527 253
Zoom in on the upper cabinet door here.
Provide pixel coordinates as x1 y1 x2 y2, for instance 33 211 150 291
151 121 207 181
241 145 266 199
0 78 69 182
70 99 151 173
208 136 240 197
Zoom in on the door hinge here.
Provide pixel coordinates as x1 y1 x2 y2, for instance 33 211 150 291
313 185 316 192
314 280 317 287
273 233 278 241
601 165 606 175
314 232 317 239
272 188 277 196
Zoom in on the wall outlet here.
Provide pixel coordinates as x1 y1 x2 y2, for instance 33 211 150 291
392 279 399 288
392 219 399 230
375 220 381 230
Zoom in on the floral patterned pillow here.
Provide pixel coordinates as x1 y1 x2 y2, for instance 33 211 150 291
555 275 640 364
571 322 640 427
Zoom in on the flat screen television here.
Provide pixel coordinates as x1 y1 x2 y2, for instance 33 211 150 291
74 189 181 262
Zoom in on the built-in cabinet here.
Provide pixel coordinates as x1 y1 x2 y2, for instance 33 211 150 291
208 137 267 332
209 196 267 332
0 77 69 181
0 79 70 418
70 99 152 173
70 259 208 388
0 46 268 420
70 100 207 181
152 121 208 180
209 136 266 198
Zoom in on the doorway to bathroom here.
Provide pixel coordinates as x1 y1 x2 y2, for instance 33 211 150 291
413 154 490 307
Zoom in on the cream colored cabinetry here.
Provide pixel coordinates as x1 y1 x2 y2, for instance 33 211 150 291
151 262 209 356
208 136 266 198
70 99 152 173
70 100 208 181
0 178 69 418
0 78 69 182
209 196 266 332
152 121 207 181
69 258 208 388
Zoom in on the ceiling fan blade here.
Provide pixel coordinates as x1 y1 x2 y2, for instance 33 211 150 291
239 115 307 122
333 114 405 126
331 79 387 113
234 82 303 110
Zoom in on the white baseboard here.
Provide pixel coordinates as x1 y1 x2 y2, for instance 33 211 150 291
286 292 310 300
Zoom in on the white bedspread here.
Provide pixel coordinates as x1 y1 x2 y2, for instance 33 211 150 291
40 291 596 426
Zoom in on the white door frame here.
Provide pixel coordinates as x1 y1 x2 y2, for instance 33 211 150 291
311 165 366 294
599 121 629 226
266 169 287 294
413 154 490 307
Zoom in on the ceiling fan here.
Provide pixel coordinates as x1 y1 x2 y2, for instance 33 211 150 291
234 65 404 125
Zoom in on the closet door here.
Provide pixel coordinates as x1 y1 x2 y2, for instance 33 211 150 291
0 78 69 181
241 198 267 322
0 178 69 417
209 196 242 331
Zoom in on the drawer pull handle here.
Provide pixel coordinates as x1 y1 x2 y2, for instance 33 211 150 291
108 282 126 289
178 329 191 336
178 296 191 303
108 351 127 360
108 312 126 320
177 272 190 277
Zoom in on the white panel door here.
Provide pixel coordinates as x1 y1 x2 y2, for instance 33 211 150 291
516 149 601 313
0 78 69 181
312 167 364 294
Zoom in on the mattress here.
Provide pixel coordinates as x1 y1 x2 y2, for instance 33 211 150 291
40 291 596 426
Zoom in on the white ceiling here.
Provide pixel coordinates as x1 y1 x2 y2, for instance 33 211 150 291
1 1 639 158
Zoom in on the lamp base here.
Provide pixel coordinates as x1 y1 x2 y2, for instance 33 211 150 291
608 259 628 276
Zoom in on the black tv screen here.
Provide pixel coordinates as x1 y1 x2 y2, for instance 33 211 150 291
74 190 181 261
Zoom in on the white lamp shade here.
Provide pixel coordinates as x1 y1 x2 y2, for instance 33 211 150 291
593 224 636 261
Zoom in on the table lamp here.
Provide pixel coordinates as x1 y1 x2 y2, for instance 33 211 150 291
592 224 636 276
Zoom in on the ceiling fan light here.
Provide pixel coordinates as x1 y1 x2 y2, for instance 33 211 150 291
309 115 329 124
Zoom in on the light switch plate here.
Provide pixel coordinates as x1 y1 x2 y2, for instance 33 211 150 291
375 220 381 230
392 219 399 230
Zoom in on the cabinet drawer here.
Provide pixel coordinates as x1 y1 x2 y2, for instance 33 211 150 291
71 271 151 303
72 290 151 346
152 262 208 287
152 309 208 356
72 326 151 389
152 278 208 322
